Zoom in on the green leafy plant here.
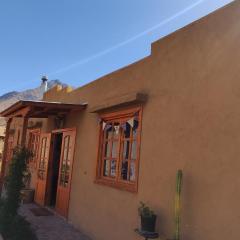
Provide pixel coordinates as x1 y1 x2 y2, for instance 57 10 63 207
138 201 155 218
4 215 37 240
0 146 37 240
174 170 183 240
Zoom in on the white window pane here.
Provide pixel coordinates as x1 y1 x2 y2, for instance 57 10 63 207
105 124 113 139
104 142 111 158
112 141 118 158
110 160 116 177
130 161 136 181
103 160 110 176
131 140 137 160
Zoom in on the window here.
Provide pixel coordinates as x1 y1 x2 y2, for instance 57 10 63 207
38 137 47 180
28 129 40 167
96 106 142 192
59 135 71 187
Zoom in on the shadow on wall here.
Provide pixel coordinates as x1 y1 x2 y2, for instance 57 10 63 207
182 172 194 240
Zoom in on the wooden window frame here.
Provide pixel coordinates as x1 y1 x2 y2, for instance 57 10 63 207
95 106 143 193
59 134 71 187
38 136 48 180
28 129 41 168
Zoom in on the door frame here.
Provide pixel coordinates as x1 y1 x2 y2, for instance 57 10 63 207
27 128 41 169
49 127 77 218
45 132 61 206
34 133 52 206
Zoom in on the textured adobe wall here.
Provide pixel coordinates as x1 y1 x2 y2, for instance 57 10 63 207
44 2 240 240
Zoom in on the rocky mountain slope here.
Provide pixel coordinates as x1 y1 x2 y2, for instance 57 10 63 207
0 80 67 126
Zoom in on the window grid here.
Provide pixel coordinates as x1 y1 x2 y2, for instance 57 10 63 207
101 122 120 179
28 130 40 167
60 135 71 187
38 137 47 180
96 106 142 192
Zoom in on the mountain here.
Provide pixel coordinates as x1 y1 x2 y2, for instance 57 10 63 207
0 80 67 126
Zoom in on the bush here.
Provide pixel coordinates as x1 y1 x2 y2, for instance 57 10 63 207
0 147 37 240
3 215 37 240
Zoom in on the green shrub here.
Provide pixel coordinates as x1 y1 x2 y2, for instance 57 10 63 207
0 147 37 240
174 170 183 240
3 215 37 240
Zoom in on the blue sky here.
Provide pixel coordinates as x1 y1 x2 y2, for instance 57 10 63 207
0 0 233 95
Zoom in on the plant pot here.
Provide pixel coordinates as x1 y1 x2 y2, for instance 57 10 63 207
141 214 157 232
20 188 35 204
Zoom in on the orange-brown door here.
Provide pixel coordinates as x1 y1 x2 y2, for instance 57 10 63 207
34 133 51 206
55 130 76 218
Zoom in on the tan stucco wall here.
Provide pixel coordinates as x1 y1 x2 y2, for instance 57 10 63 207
40 1 240 240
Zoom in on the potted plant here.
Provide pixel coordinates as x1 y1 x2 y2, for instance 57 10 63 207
138 201 157 233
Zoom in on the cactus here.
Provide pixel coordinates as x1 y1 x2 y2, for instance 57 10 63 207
174 170 183 240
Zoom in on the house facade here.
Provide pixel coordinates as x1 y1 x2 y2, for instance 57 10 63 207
0 126 5 171
1 2 240 240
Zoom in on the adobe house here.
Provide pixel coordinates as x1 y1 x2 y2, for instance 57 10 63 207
0 1 240 240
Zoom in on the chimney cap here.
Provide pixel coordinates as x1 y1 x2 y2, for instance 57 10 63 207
41 75 48 83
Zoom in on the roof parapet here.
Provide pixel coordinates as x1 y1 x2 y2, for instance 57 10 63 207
43 84 74 100
62 86 73 94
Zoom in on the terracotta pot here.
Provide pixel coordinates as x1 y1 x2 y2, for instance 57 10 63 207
20 189 35 204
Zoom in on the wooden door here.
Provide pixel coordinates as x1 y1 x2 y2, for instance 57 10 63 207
34 133 51 206
55 130 76 217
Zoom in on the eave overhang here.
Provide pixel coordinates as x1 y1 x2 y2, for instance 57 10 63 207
0 100 88 118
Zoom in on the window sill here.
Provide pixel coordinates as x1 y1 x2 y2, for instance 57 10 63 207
89 92 148 113
94 178 138 193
